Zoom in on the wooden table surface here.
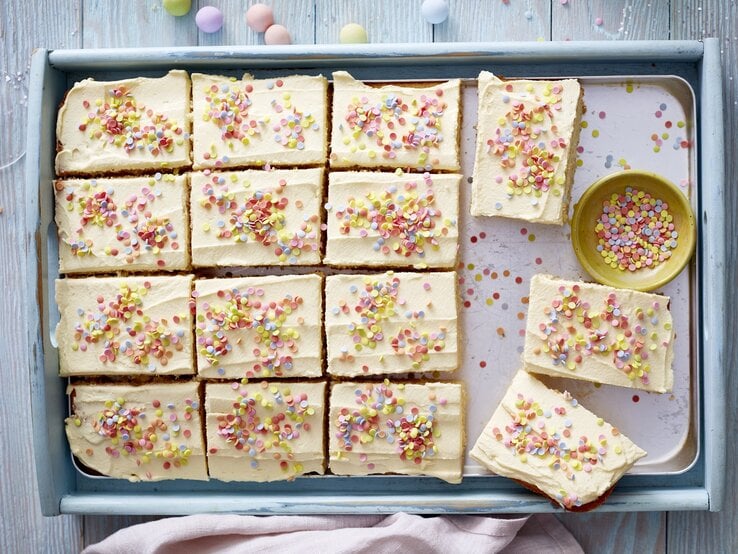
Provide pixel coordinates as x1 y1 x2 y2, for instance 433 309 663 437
1 1 734 551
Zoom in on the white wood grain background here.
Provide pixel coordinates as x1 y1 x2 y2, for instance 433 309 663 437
0 1 735 551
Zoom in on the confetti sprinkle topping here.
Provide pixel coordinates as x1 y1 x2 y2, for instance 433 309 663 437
334 381 441 467
59 177 181 266
596 187 678 272
333 275 446 369
341 89 448 169
78 86 183 156
486 83 567 200
330 173 454 259
215 383 317 477
202 79 321 163
198 174 318 263
536 285 668 384
93 395 198 468
492 391 609 508
196 287 303 378
72 282 186 371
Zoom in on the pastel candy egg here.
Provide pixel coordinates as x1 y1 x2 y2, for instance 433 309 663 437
196 6 224 33
246 3 274 33
340 23 368 44
264 24 292 45
421 0 449 24
162 0 191 17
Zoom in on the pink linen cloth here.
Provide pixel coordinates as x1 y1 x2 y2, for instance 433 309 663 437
83 512 583 554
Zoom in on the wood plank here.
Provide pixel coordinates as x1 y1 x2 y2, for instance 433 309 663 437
197 0 316 47
315 0 432 43
668 1 738 551
433 0 551 42
551 0 670 41
0 0 84 552
83 516 161 547
82 0 198 47
557 512 666 553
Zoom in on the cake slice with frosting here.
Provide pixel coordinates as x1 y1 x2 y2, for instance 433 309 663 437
325 271 459 376
470 370 646 511
206 381 326 482
524 274 674 393
56 70 192 176
190 168 323 266
325 171 460 268
65 381 208 481
329 380 464 483
330 71 461 172
471 72 584 224
56 275 194 376
191 73 328 169
194 275 323 379
55 174 190 273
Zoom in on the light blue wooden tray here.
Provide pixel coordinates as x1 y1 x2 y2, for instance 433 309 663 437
26 40 725 516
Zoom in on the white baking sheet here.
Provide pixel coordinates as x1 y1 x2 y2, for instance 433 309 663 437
459 76 696 475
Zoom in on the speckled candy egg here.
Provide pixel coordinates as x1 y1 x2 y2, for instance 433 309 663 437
162 0 191 17
339 23 368 44
264 24 292 45
246 3 274 33
196 6 224 33
421 0 449 25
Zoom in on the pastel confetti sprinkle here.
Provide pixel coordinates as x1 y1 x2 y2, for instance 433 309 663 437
331 173 454 259
72 283 186 370
78 86 183 157
595 187 678 272
216 383 318 478
195 287 304 378
94 396 197 467
198 174 318 262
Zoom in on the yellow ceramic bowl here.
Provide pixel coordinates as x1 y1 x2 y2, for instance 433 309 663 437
571 170 696 292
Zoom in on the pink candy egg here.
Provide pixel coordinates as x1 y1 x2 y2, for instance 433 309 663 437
246 3 274 32
264 24 292 45
196 6 223 33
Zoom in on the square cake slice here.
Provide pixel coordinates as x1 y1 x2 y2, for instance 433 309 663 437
325 172 460 269
329 381 464 484
330 71 461 172
55 174 190 273
194 275 323 379
191 73 328 169
524 274 674 393
470 370 646 510
325 271 458 377
471 71 584 224
206 381 326 482
65 381 208 481
56 70 192 176
190 168 323 266
56 275 194 376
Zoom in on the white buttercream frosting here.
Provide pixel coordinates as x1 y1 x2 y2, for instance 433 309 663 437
194 275 323 379
56 275 194 376
471 72 582 224
329 72 461 171
205 381 326 482
56 70 192 176
325 171 460 268
55 174 190 273
65 381 208 481
470 370 646 509
190 168 323 266
523 274 674 393
325 271 459 377
191 73 328 169
329 381 464 483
